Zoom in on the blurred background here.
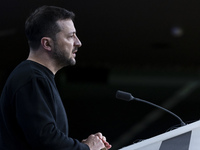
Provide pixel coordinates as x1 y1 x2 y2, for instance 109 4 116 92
1 0 200 149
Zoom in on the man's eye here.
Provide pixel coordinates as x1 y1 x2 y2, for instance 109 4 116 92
67 35 73 39
69 35 75 38
68 33 76 39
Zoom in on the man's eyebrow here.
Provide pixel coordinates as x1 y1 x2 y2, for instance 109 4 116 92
69 31 76 34
67 32 76 36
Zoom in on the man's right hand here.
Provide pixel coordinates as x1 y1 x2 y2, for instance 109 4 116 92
82 133 112 150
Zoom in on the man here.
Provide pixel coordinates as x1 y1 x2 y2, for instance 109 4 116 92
0 5 111 150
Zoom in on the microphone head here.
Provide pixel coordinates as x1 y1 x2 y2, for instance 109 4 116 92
116 90 134 101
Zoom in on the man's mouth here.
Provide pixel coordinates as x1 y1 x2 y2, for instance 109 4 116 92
72 50 77 54
72 49 78 57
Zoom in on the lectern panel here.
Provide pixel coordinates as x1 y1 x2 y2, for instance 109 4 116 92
120 120 200 150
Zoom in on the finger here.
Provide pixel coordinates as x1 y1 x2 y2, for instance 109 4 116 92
81 139 86 142
101 136 106 142
95 132 103 139
105 144 112 149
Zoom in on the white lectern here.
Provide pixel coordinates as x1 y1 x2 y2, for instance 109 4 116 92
119 120 200 150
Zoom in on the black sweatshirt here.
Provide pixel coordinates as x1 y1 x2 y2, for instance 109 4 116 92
0 60 89 150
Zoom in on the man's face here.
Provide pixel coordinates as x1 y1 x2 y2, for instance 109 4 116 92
51 19 82 67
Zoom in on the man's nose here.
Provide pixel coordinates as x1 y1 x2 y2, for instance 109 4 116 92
74 35 82 47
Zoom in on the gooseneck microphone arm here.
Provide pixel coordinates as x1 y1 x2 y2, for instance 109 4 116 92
116 90 186 126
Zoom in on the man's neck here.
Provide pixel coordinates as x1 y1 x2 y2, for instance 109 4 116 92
27 51 60 75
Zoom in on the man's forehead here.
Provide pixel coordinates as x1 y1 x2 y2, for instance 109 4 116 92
57 19 76 32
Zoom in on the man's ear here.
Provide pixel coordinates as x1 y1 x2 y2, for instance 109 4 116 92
41 37 53 51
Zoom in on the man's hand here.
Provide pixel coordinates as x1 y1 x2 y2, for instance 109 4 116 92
82 132 112 150
95 132 112 150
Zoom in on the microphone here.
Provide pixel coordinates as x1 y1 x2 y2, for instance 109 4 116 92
116 90 186 126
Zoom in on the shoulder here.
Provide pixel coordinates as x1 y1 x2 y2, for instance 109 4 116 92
5 60 54 94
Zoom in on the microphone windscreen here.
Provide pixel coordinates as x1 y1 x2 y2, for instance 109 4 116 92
116 90 133 101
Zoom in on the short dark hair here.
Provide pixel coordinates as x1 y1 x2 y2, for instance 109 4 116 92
25 5 75 49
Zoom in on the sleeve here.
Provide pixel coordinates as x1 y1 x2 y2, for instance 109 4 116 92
15 77 89 150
